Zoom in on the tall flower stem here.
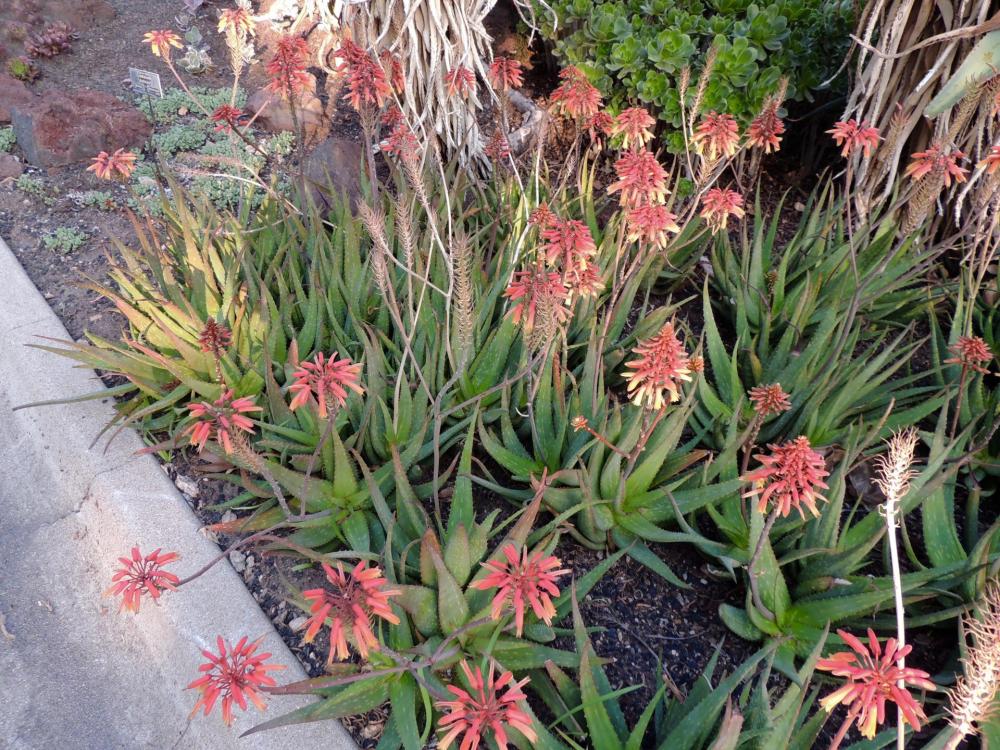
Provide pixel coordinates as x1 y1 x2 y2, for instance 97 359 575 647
829 706 861 750
874 428 918 750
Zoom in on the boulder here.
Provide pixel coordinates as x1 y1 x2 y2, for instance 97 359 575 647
247 74 329 145
10 88 151 167
300 136 364 209
0 74 35 124
0 154 23 180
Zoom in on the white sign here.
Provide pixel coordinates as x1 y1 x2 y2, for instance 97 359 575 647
129 67 164 98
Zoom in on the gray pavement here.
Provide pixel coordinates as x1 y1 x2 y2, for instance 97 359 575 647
0 236 355 750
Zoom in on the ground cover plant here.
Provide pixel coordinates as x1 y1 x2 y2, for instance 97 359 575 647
14 1 1000 749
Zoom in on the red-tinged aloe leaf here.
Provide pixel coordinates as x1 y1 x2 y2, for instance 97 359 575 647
424 530 469 633
264 664 362 695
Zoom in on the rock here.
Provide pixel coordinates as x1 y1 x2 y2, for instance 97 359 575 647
11 88 151 167
0 154 23 180
247 74 329 145
0 74 35 124
173 474 200 498
300 135 364 210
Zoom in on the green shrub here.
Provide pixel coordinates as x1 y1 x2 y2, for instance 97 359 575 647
137 86 247 125
0 127 15 153
152 121 209 157
43 227 88 254
537 0 853 149
16 174 51 204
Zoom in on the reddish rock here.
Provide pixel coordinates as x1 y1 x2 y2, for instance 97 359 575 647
0 74 35 124
247 74 329 145
11 88 150 167
0 154 23 180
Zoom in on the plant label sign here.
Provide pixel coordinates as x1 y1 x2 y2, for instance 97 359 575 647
129 67 164 98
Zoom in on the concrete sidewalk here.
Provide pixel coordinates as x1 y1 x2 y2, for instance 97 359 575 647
0 236 355 750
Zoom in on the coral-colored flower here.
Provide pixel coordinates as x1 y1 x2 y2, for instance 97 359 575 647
692 111 740 161
607 149 669 208
446 66 476 99
218 7 255 38
437 661 536 750
184 390 261 453
747 101 785 154
105 546 180 613
700 187 745 234
748 383 791 418
266 34 311 100
288 352 364 418
528 202 556 229
488 56 523 91
689 355 705 374
334 40 393 109
87 148 137 181
945 335 993 375
563 261 604 300
381 105 405 128
818 629 935 739
503 266 570 333
379 49 405 94
610 107 656 150
827 119 880 159
584 111 614 149
485 129 511 161
143 29 182 60
550 66 602 121
570 415 589 431
540 218 596 269
623 321 691 409
742 436 829 518
210 104 245 133
198 319 232 356
626 203 680 250
905 142 968 186
382 121 420 161
301 561 400 663
472 544 569 636
980 145 1000 174
187 636 284 726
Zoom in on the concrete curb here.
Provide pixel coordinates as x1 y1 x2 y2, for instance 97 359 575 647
0 236 356 750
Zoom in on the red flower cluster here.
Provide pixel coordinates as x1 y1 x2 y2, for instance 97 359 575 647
700 187 745 234
289 352 364 419
626 203 680 250
748 383 791 418
335 39 393 111
188 635 284 726
981 145 1000 174
210 104 246 133
184 389 261 453
540 217 596 269
265 34 311 100
301 561 400 663
742 436 829 518
197 319 232 357
584 111 615 149
692 111 740 161
437 661 536 750
550 65 602 121
87 148 137 181
471 543 568 636
382 121 420 162
485 129 512 162
818 629 935 740
827 119 880 158
607 149 669 208
217 7 254 38
945 335 993 374
747 100 785 154
446 66 476 99
488 56 523 91
623 321 692 409
143 29 182 61
611 107 656 150
905 142 968 185
503 265 570 333
105 546 180 613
